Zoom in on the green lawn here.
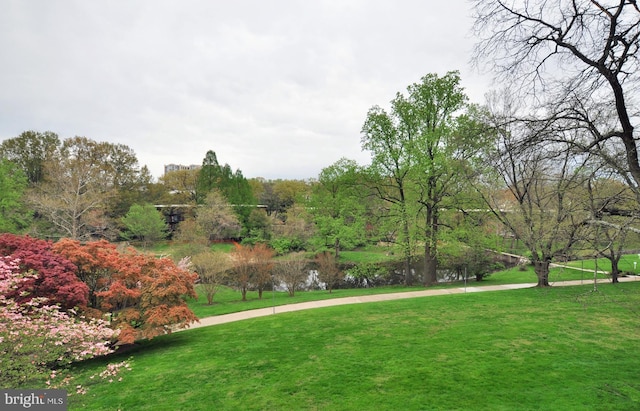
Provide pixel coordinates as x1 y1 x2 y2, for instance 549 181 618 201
70 282 640 410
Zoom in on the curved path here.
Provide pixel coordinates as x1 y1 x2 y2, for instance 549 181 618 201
180 276 639 331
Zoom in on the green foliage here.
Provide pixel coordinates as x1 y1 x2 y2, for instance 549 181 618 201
0 159 31 232
196 150 256 232
120 203 168 245
241 209 272 244
258 237 304 255
344 262 391 286
0 130 60 184
309 158 368 256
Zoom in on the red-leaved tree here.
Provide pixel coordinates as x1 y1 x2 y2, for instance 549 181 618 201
99 251 199 344
55 239 198 344
53 239 122 311
0 233 88 309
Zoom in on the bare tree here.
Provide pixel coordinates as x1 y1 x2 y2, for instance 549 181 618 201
228 243 275 300
315 251 344 293
473 0 640 191
585 171 640 282
274 252 309 297
191 251 232 305
477 98 594 286
251 243 275 299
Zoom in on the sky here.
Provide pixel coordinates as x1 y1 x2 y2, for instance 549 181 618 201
0 0 493 181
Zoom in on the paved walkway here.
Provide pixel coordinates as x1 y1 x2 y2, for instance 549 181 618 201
179 276 639 331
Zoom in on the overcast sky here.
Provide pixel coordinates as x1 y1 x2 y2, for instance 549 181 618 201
0 1 493 180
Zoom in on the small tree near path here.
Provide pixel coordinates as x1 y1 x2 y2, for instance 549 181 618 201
229 243 275 300
275 252 309 297
190 251 231 305
315 251 344 293
252 243 275 299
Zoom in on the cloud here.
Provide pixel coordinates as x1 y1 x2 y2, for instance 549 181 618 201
0 0 492 180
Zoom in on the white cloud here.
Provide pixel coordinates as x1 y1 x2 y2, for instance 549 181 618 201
0 0 492 180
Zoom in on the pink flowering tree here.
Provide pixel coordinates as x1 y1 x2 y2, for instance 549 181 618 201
0 256 118 388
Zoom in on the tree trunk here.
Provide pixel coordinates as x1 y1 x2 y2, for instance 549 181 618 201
423 204 438 286
400 201 413 286
424 244 438 286
610 260 620 284
533 260 551 287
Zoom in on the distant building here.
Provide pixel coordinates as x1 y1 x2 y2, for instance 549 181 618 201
163 164 201 175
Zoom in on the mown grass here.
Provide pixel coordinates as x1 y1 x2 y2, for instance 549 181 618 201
70 282 640 410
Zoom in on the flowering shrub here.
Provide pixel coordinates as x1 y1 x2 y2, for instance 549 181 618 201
46 358 131 395
0 256 118 388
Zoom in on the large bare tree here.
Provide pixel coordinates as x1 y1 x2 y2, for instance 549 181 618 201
473 0 640 191
477 96 594 287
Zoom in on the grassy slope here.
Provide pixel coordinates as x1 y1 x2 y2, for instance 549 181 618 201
71 282 640 410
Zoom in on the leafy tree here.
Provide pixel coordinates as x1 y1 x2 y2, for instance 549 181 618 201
315 251 344 293
398 72 470 285
270 204 315 254
120 203 168 246
0 159 31 232
24 136 152 240
173 217 209 246
254 178 311 217
196 150 256 231
190 252 232 305
243 208 272 243
53 239 198 343
362 72 478 285
53 238 123 310
197 190 242 241
160 168 199 204
274 252 309 297
0 130 60 184
310 158 367 258
0 233 88 309
362 100 421 285
103 143 155 219
196 150 221 203
28 137 117 240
